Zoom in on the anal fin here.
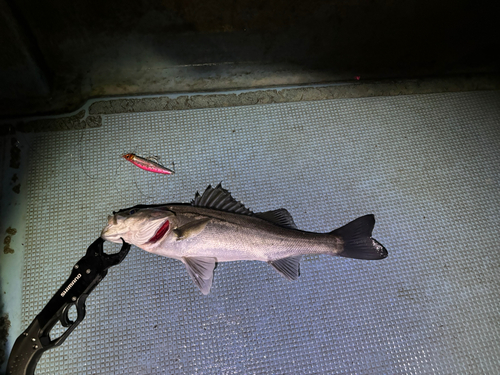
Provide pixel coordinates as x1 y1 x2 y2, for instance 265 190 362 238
182 257 217 295
269 256 302 281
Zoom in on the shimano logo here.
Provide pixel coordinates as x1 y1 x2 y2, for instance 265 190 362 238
61 273 81 297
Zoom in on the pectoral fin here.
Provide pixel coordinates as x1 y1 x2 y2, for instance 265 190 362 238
174 218 210 240
269 256 302 281
182 257 217 295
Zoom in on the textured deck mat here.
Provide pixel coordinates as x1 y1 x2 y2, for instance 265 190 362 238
21 91 500 374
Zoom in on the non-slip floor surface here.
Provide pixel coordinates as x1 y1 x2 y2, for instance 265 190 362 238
18 91 500 374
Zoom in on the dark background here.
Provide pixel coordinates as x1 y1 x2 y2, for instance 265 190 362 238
1 0 498 118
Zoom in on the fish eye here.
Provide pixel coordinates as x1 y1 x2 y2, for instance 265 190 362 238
129 209 137 215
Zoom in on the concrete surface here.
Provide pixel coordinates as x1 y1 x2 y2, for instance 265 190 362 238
2 77 500 133
0 0 499 118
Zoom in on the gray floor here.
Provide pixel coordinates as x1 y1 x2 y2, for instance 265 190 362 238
2 90 500 374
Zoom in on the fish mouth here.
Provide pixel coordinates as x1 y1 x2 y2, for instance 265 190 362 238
147 219 170 244
101 230 123 243
101 216 119 241
101 227 115 241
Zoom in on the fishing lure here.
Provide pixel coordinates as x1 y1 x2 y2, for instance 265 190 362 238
122 153 175 175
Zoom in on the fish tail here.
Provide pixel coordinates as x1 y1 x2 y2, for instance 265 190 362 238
331 214 388 260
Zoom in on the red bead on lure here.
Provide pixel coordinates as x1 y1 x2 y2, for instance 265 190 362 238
122 153 175 175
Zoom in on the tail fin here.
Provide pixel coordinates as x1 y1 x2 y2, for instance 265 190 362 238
331 214 388 260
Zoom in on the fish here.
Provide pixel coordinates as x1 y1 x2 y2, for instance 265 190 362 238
101 184 388 294
122 153 174 175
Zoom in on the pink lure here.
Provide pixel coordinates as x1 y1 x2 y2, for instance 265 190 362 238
122 153 174 175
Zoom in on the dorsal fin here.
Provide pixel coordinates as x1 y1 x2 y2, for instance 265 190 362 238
191 183 253 215
254 209 297 229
